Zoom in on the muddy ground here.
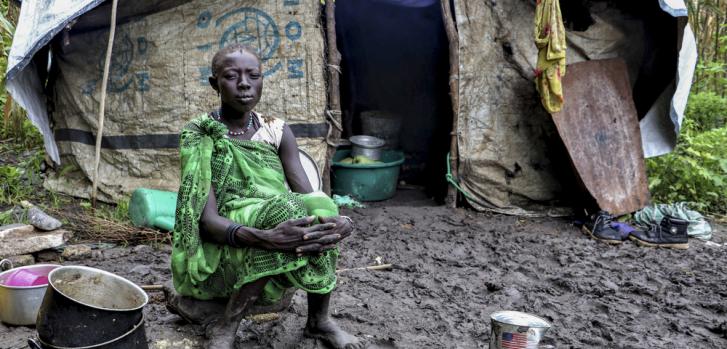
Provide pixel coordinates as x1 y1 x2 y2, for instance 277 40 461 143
2 190 727 349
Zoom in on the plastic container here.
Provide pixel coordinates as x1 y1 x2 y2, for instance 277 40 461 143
129 188 178 231
4 268 49 286
331 149 404 201
129 150 322 232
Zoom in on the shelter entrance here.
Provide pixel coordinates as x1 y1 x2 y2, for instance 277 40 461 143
335 0 453 203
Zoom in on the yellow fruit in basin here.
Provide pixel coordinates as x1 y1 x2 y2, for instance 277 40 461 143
354 155 380 164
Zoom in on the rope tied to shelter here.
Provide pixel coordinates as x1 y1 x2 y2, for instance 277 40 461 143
445 152 475 202
326 64 342 75
325 109 343 147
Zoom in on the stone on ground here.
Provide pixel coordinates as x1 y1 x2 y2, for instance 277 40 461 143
0 224 70 257
61 244 92 260
27 206 63 231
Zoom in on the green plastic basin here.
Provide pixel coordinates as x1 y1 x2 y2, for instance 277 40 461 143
331 150 404 201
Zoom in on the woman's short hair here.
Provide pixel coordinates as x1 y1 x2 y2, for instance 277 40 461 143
210 44 262 77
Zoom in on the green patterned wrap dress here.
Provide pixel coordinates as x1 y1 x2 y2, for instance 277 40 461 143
171 116 339 304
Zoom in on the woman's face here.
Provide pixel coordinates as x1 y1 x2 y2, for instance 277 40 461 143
210 51 263 114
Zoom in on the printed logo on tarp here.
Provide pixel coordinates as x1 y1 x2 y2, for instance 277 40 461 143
195 5 305 84
82 32 150 95
81 33 150 96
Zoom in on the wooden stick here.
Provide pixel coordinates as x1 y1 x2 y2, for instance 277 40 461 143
336 263 392 274
321 0 343 195
440 0 460 208
141 284 165 291
91 0 119 208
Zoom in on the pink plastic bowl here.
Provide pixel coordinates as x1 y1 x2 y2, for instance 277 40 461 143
0 264 60 325
3 268 49 286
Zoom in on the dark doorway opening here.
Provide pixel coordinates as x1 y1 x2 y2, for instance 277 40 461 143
560 0 679 119
335 0 453 203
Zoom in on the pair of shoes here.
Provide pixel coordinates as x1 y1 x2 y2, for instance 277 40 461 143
629 215 689 249
582 210 623 244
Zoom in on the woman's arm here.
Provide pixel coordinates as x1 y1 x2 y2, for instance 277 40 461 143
278 124 314 194
199 186 341 252
276 123 355 251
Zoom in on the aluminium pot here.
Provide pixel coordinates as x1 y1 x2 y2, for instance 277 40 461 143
489 310 551 349
28 314 148 349
349 135 385 161
36 266 148 347
0 264 60 325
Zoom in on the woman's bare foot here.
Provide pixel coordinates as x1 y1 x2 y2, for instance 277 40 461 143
305 316 364 349
163 283 225 325
204 317 239 349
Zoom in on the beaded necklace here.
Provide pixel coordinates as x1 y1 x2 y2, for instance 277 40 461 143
213 110 255 136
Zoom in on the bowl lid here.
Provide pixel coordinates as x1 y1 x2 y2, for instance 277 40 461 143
349 135 385 148
490 310 551 328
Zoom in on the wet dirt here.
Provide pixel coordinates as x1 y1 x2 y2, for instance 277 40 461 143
1 193 726 348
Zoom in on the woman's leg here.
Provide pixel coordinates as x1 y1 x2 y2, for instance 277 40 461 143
305 292 363 349
205 276 271 349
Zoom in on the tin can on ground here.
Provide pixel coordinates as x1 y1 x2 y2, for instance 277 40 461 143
489 311 551 349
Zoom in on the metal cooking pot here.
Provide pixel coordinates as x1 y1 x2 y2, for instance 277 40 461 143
36 266 148 347
489 310 551 349
349 135 385 161
28 314 148 349
0 264 60 325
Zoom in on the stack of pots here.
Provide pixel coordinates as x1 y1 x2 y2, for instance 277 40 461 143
29 266 149 349
0 263 60 326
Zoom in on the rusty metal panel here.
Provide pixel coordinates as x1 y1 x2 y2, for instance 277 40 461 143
552 58 650 215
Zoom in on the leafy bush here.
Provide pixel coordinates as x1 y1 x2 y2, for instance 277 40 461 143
0 0 41 151
0 150 43 205
685 91 727 132
693 60 727 95
647 121 727 215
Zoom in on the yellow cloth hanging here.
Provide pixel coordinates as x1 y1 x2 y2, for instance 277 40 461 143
534 0 567 113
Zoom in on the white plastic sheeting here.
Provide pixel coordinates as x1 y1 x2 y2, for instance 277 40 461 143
640 1 698 157
6 0 104 164
659 0 689 17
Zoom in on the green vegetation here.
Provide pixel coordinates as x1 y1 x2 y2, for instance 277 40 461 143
0 0 43 209
647 1 727 217
0 0 131 227
647 120 727 215
687 1 726 97
0 149 43 205
684 91 727 132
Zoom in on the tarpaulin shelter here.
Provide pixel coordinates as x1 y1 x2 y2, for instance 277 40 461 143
7 0 331 202
6 0 697 214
